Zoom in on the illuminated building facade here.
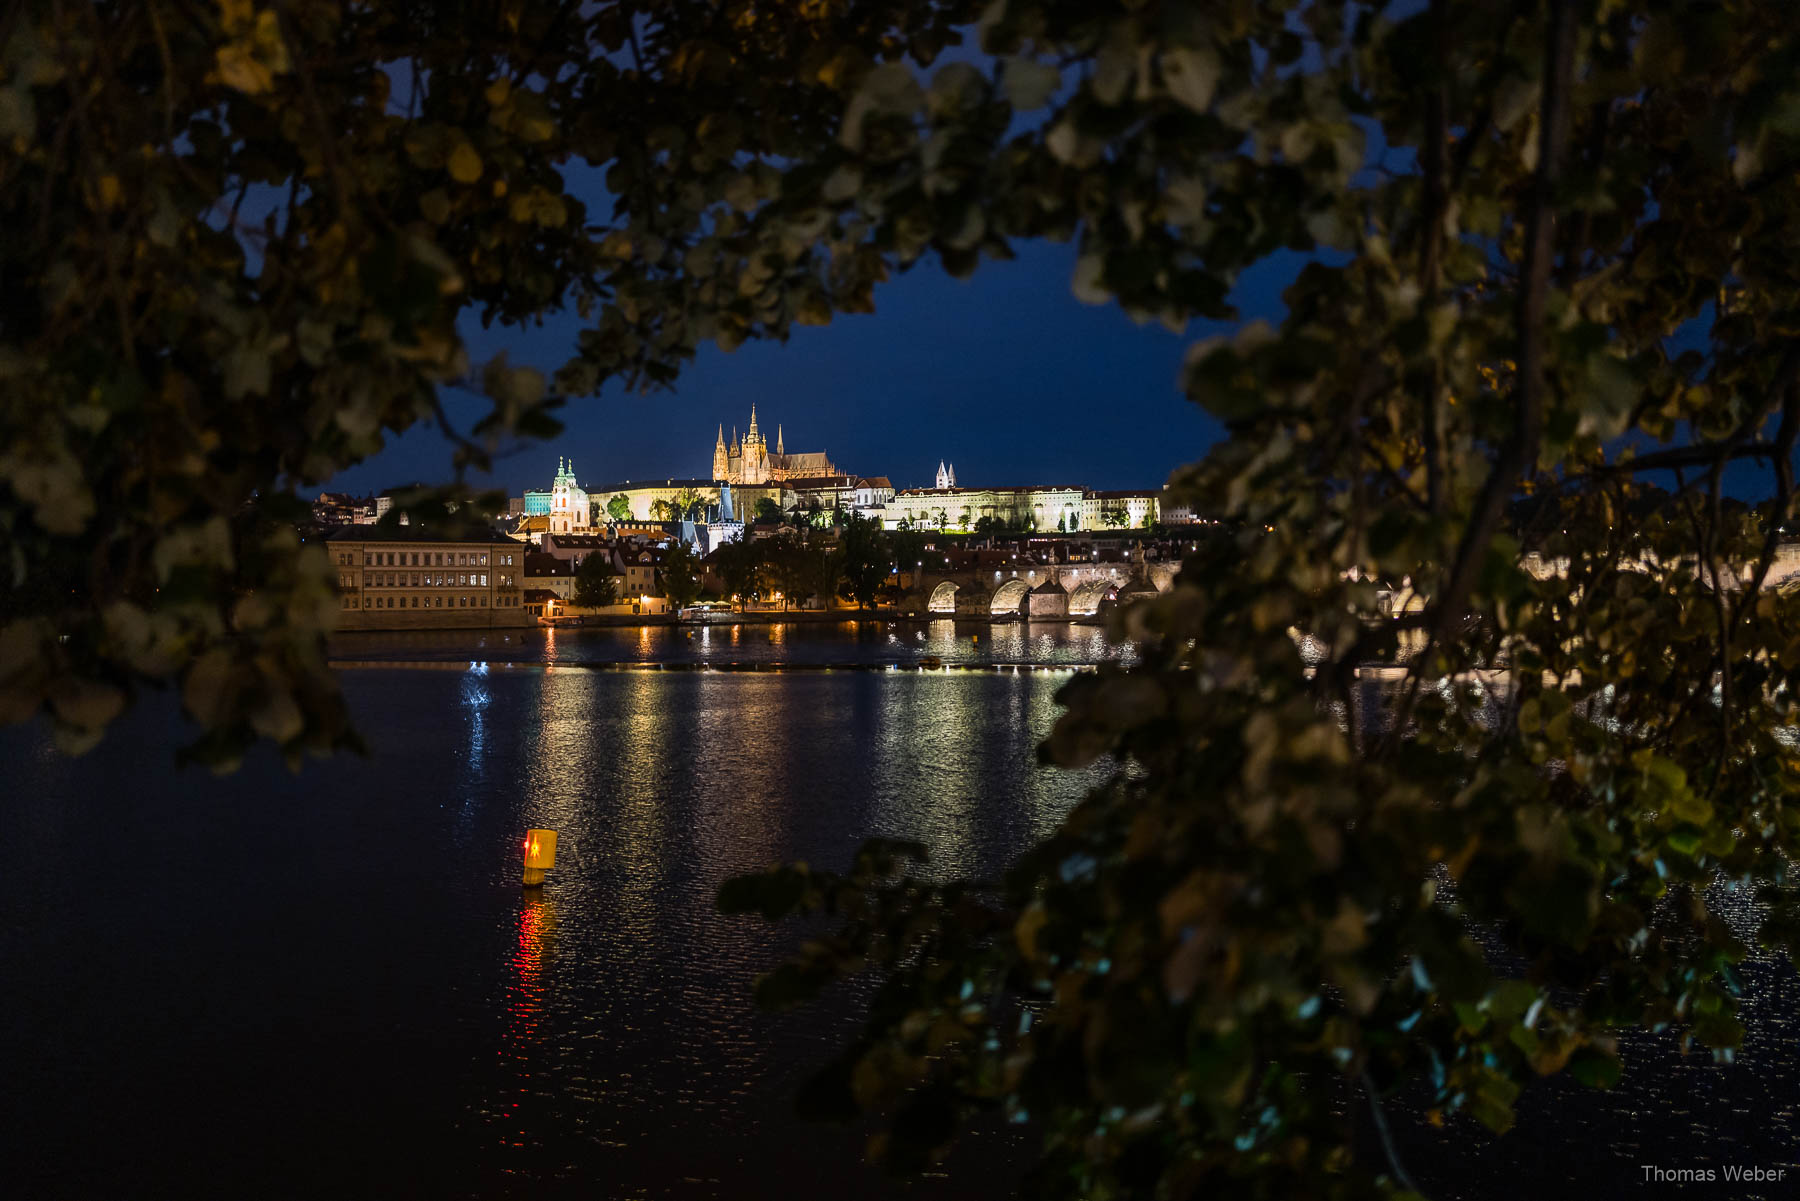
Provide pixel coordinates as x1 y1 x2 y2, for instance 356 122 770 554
881 485 1160 532
326 529 530 629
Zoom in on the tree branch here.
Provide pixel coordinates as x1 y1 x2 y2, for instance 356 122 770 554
1419 0 1449 520
1742 376 1800 599
276 3 352 222
1588 440 1787 476
1364 1069 1426 1198
1387 0 1576 753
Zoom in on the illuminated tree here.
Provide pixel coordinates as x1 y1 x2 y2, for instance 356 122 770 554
572 552 618 608
659 540 701 609
837 513 889 610
606 494 632 523
711 536 764 604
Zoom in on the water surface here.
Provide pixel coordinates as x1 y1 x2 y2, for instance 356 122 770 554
6 628 1800 1200
0 663 1100 1199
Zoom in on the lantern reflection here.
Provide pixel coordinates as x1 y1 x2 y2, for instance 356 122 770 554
493 893 556 1158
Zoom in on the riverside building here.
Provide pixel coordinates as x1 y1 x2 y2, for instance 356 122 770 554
326 529 531 630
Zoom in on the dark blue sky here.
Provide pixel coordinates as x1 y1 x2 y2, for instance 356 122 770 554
318 239 1292 499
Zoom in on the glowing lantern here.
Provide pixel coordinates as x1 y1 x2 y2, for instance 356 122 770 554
522 828 558 887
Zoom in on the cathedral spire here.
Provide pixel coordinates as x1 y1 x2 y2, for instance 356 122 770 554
748 404 760 442
715 424 725 449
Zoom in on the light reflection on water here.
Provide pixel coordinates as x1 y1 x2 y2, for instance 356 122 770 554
329 618 1132 669
0 662 1097 1199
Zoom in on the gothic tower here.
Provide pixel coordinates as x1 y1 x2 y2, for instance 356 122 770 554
741 404 770 484
712 424 729 481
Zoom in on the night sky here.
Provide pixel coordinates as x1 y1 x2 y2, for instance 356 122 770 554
315 239 1299 500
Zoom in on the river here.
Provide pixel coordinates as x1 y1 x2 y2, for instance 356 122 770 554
1 621 1796 1199
0 622 1111 1200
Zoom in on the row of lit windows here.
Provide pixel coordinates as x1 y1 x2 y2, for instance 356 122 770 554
341 549 518 567
363 572 492 587
343 593 519 609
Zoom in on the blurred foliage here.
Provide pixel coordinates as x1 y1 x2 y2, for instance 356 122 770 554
712 0 1800 1197
11 0 1800 1194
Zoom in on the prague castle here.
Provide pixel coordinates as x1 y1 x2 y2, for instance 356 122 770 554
711 406 839 485
498 412 1168 538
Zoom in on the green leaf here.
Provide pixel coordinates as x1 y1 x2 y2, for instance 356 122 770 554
1161 45 1220 112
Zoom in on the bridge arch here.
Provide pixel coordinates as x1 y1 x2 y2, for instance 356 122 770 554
928 580 959 614
1067 578 1116 617
990 578 1030 615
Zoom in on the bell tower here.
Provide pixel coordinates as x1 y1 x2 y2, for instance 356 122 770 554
712 424 729 481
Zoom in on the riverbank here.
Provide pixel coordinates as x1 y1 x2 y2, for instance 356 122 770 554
324 617 1135 670
329 658 1088 673
332 607 1107 633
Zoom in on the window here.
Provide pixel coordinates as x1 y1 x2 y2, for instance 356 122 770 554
480 553 489 566
480 595 487 607
412 597 419 608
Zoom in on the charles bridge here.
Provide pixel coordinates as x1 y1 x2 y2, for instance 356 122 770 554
893 541 1800 625
896 560 1182 619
